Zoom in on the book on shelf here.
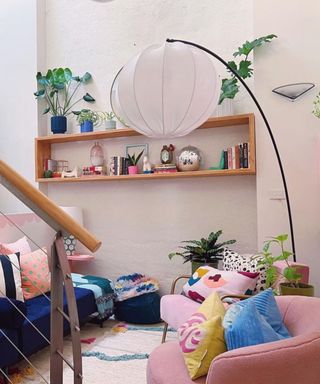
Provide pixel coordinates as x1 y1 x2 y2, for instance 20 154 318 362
153 163 177 173
223 142 249 170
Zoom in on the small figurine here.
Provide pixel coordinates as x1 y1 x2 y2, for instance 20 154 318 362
143 155 152 173
61 166 81 178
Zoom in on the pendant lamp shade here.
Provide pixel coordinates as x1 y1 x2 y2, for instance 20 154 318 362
111 42 221 138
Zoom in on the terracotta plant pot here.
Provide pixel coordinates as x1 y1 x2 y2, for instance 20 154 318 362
280 282 314 297
128 165 138 175
191 261 219 274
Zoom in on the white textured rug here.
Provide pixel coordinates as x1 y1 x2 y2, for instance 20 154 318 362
15 320 176 384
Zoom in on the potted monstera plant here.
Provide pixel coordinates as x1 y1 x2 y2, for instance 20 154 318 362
168 230 236 273
34 68 95 134
256 234 314 296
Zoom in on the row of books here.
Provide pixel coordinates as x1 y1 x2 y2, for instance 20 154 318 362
110 156 131 175
223 142 249 170
153 163 177 174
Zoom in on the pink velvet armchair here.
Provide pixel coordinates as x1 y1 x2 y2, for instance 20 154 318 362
147 295 320 384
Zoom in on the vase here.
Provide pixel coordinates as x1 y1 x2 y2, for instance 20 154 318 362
51 116 67 134
81 121 93 133
128 165 138 175
90 142 104 166
279 282 314 297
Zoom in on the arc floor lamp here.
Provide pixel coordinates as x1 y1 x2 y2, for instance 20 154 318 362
111 38 296 261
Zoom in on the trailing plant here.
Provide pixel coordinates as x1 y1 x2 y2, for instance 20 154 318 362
219 34 277 104
34 68 95 116
73 109 99 126
127 149 144 166
255 234 301 289
168 230 236 264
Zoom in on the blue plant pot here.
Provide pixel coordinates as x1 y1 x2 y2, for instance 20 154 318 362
80 121 94 133
51 116 67 134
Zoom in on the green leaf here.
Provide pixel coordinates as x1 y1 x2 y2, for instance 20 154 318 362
233 34 277 57
237 60 253 79
83 93 95 102
81 72 92 83
43 106 50 114
227 60 238 73
283 267 301 283
34 89 45 98
219 77 239 104
72 76 81 82
54 83 65 90
72 110 81 115
49 90 57 98
64 68 73 81
276 234 288 242
135 149 145 164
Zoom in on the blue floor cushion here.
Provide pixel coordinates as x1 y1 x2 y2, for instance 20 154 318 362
114 292 161 324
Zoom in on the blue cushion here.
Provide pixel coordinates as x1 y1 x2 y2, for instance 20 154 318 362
224 301 290 350
114 292 161 324
21 287 96 357
223 288 291 350
0 298 26 329
0 329 20 368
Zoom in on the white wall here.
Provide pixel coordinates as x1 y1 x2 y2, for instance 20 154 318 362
254 0 320 294
45 0 256 293
0 0 40 213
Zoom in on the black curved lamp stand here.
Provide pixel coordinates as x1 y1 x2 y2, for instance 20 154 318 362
167 38 296 261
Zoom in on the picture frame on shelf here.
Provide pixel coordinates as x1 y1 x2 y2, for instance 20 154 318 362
125 143 149 159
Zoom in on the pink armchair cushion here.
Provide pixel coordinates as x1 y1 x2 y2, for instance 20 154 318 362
161 294 199 329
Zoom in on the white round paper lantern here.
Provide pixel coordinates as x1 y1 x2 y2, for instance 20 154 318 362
111 42 221 138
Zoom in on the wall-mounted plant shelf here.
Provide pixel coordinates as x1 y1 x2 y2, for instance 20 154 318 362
35 113 256 183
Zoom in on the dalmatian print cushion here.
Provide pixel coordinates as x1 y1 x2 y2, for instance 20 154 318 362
223 249 267 293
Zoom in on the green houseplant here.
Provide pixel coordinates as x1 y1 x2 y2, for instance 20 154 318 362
256 234 314 296
34 68 95 134
73 109 99 133
312 93 320 119
168 230 236 273
104 111 116 129
219 34 277 105
127 149 144 175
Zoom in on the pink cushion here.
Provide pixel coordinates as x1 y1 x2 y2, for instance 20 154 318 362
0 236 31 255
20 248 51 300
161 295 199 329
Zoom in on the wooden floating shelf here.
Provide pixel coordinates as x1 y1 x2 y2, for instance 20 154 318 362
35 113 256 183
37 168 255 183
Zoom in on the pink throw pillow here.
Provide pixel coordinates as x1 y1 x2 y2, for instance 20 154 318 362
0 236 32 256
182 266 259 303
20 248 51 300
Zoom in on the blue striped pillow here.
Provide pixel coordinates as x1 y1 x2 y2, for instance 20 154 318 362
0 253 24 301
223 288 291 350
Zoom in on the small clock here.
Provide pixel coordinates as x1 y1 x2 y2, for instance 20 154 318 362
160 144 174 164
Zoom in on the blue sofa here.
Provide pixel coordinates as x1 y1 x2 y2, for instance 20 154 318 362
0 287 96 370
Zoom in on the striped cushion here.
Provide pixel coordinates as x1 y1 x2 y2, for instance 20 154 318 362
0 253 24 301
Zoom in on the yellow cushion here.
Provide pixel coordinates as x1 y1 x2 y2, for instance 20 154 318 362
178 292 226 379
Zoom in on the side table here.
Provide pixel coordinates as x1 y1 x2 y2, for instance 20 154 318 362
67 253 95 272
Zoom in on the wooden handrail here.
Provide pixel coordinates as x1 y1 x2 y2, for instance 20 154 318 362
0 160 101 252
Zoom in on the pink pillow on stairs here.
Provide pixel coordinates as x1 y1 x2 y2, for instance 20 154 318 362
0 236 32 255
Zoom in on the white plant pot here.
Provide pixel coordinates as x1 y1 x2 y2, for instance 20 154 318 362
211 99 234 117
105 120 116 129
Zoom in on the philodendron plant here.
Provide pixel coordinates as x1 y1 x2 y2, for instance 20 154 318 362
219 34 277 104
34 68 95 116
